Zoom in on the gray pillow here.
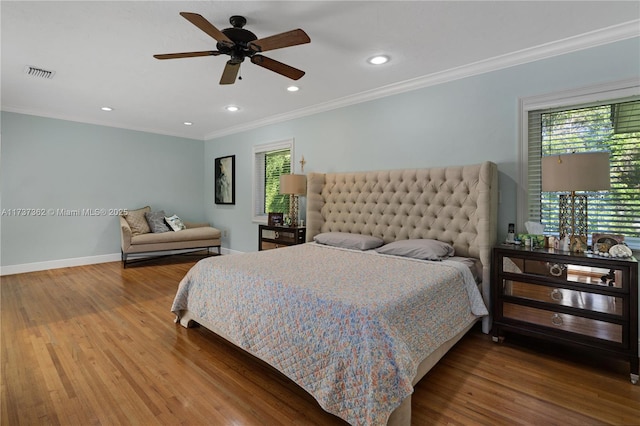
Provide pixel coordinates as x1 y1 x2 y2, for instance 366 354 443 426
314 232 384 250
145 210 170 233
375 239 454 260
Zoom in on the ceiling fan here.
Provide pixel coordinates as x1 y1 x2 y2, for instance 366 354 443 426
154 12 310 85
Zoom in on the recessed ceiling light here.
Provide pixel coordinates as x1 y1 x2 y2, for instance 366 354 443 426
367 55 389 65
183 122 193 126
287 85 300 92
100 106 113 111
225 105 240 112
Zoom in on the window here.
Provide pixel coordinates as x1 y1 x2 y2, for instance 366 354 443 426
252 139 293 222
521 81 640 248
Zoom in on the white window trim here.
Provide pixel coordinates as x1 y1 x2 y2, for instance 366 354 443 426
517 78 640 246
252 138 295 223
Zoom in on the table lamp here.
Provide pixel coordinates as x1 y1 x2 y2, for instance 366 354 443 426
541 151 610 251
280 173 306 227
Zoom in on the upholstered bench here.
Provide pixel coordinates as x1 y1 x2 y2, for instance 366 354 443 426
119 207 221 267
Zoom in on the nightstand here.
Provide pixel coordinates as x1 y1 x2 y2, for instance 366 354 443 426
258 225 306 250
492 244 639 384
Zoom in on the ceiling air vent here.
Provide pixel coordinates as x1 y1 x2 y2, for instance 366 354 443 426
24 66 56 79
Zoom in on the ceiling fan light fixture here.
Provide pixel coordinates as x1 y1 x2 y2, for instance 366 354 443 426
367 55 389 65
225 105 240 112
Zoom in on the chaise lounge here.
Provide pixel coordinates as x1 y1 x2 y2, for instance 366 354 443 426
119 206 221 267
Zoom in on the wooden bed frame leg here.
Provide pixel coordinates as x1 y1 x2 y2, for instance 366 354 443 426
387 396 411 426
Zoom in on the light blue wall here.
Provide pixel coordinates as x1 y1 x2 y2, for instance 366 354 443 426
205 38 640 253
2 38 638 266
0 112 205 267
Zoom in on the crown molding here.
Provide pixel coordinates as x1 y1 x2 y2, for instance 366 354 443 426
205 19 640 140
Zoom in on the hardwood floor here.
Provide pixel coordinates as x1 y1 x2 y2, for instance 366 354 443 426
2 257 639 425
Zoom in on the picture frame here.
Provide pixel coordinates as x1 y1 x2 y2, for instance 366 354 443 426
592 233 624 253
570 235 588 253
268 212 284 227
214 155 235 205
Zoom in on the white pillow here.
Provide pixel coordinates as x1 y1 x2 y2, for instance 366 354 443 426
314 232 384 250
165 214 186 232
375 239 454 260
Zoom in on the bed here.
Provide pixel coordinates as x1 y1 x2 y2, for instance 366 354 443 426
171 161 498 425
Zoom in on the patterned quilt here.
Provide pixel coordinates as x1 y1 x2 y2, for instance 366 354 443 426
171 242 488 425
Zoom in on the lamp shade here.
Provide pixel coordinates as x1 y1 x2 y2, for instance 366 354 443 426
280 174 307 195
541 152 610 192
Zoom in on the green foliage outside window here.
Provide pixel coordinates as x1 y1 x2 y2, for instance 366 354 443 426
264 149 291 214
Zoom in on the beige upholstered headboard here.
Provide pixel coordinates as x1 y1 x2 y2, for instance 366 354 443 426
305 161 498 331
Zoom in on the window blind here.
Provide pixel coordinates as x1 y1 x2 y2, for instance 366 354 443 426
528 99 640 240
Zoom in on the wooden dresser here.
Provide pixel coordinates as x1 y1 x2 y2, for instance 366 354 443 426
492 244 638 384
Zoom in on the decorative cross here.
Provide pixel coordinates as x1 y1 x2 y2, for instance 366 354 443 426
299 155 306 173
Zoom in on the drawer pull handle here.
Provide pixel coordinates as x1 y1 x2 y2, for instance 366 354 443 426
551 313 563 326
550 289 563 301
549 263 565 277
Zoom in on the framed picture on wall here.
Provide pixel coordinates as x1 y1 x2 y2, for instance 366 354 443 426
215 155 235 205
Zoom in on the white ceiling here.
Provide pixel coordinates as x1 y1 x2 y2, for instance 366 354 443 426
2 1 639 140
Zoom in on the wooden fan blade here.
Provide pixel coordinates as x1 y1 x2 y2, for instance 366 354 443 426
248 29 310 53
154 51 221 60
251 55 305 80
180 12 234 46
220 61 240 85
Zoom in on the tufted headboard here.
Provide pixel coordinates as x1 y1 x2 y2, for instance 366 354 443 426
305 161 498 330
